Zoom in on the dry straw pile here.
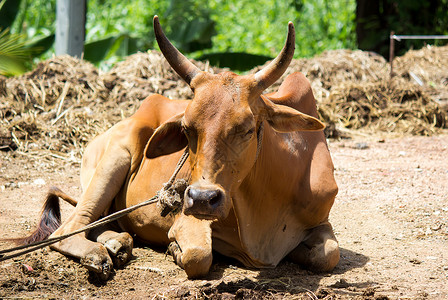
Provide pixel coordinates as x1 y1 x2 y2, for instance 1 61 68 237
254 46 448 137
1 46 447 159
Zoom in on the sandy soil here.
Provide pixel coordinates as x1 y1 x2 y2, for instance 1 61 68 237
1 133 447 299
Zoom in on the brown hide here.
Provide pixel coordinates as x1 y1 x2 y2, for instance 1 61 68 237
109 71 336 269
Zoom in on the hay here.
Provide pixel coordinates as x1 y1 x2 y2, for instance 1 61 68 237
1 55 111 156
0 47 447 159
101 50 223 102
322 78 446 136
0 51 224 158
393 44 448 103
252 47 447 138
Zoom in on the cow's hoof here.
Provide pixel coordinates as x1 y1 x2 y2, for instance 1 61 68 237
80 247 113 280
103 232 133 268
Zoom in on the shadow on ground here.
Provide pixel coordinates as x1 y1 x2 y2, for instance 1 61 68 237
193 247 370 298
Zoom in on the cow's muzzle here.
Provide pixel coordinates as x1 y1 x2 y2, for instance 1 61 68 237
183 185 225 219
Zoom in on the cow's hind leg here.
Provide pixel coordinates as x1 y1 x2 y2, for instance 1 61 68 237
288 222 340 272
89 225 133 269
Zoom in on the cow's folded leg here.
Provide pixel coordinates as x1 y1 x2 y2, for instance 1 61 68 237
167 215 213 278
50 233 113 280
168 241 184 268
89 227 133 269
50 141 132 279
288 222 340 272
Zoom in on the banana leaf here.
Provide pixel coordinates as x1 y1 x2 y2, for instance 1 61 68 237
0 28 29 76
198 52 272 71
0 0 22 30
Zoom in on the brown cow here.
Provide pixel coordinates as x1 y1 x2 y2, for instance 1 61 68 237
21 16 339 279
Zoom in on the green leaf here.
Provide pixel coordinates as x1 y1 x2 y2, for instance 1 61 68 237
84 34 141 64
198 52 272 71
26 33 55 57
0 0 22 29
0 28 30 76
107 34 139 58
170 18 216 53
0 56 26 76
83 36 118 64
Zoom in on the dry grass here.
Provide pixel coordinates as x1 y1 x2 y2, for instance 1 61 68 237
1 47 447 159
253 46 448 138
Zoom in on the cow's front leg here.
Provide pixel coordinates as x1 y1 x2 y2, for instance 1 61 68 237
50 142 131 279
89 226 133 269
288 222 340 272
168 215 213 278
50 233 112 279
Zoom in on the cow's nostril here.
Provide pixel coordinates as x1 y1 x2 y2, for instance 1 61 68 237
187 187 222 207
208 191 221 207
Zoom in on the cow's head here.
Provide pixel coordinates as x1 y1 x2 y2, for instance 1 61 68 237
146 16 324 221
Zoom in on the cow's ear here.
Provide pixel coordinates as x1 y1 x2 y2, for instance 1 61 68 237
145 113 188 159
260 96 325 132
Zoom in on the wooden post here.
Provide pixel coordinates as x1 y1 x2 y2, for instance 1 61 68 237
389 31 395 78
55 0 86 57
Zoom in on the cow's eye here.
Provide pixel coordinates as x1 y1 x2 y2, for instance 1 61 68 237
245 128 255 137
182 125 197 153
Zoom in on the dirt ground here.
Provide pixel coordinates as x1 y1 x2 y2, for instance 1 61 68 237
1 132 447 299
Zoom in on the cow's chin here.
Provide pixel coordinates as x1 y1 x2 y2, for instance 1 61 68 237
183 212 219 221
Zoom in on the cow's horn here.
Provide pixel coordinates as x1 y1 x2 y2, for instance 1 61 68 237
254 22 295 91
153 16 200 85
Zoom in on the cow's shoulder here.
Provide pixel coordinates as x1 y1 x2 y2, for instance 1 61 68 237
84 95 189 164
119 94 189 153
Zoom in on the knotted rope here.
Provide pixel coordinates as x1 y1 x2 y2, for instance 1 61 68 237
0 148 190 262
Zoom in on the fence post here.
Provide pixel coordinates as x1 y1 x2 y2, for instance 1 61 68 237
389 31 395 78
55 0 86 57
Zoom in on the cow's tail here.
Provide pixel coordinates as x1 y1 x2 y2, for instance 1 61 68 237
9 186 78 245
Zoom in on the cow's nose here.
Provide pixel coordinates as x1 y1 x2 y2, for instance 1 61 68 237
185 187 223 210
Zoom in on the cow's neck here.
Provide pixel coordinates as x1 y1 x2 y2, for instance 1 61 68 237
249 122 307 200
229 123 309 266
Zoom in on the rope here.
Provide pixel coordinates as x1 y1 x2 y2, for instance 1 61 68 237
0 147 190 262
255 122 264 161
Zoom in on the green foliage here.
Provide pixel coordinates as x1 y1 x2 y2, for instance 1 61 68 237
356 0 448 57
207 0 356 58
10 0 357 71
0 0 35 76
0 28 29 76
0 0 21 29
390 0 448 55
83 34 139 64
13 0 55 37
86 0 217 57
157 0 216 53
198 52 273 71
85 0 158 50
